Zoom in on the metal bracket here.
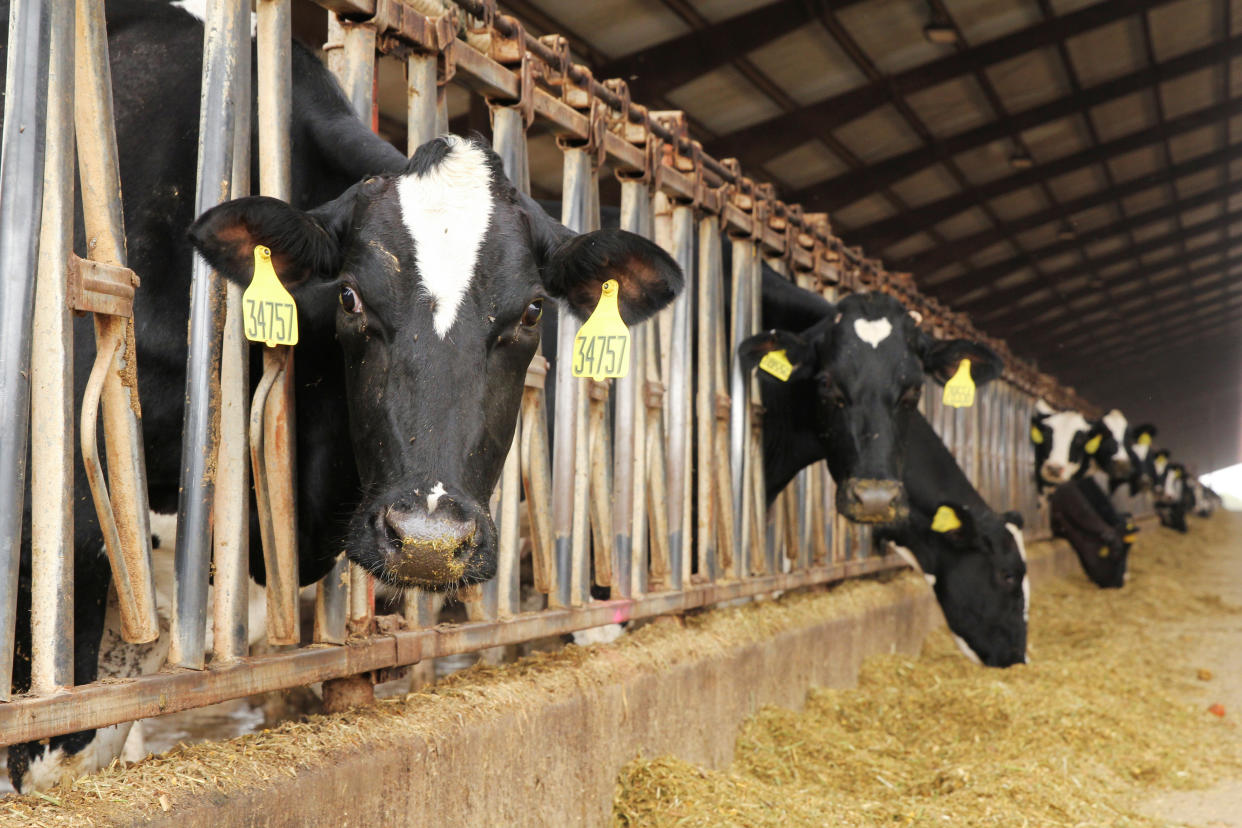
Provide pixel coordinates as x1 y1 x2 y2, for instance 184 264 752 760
68 254 138 318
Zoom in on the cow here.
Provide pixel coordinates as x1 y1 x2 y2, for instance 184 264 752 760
1028 403 1135 586
738 290 1004 523
4 1 682 791
1098 409 1158 495
1153 455 1191 532
875 410 1028 668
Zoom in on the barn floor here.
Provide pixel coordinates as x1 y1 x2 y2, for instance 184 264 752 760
614 511 1242 828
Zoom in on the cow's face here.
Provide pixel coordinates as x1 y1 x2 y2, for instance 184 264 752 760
740 293 1003 523
191 136 682 590
1100 409 1136 485
890 504 1027 667
1029 403 1110 487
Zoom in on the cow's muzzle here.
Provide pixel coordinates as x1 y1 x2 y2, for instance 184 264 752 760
839 478 907 524
371 492 497 589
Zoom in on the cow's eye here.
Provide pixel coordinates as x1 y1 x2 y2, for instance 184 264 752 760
340 284 363 315
899 386 921 408
521 299 543 327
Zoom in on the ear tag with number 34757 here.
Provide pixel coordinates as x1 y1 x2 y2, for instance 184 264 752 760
942 358 975 408
243 245 299 348
572 279 630 381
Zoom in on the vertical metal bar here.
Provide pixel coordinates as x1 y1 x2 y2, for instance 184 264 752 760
29 0 74 694
490 105 528 617
665 204 694 590
709 230 734 579
729 238 753 580
74 0 159 646
0 0 50 695
615 180 651 598
214 0 258 662
554 144 597 607
171 0 247 669
408 53 438 150
695 216 720 582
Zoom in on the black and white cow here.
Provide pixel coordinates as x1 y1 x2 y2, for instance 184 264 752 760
876 410 1028 668
1153 454 1191 532
739 290 1004 523
1028 402 1135 587
5 2 681 790
1099 409 1158 495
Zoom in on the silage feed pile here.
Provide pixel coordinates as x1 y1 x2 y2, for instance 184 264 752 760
615 512 1242 828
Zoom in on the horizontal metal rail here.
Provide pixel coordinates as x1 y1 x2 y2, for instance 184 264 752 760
0 554 904 746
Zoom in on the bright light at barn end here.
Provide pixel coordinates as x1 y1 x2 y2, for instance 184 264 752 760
1200 463 1242 510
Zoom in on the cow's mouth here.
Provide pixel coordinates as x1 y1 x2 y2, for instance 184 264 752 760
349 499 499 591
838 478 908 525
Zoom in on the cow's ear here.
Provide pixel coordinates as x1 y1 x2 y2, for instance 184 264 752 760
1001 510 1025 530
1132 423 1158 445
930 502 975 547
918 335 1004 386
189 190 355 287
737 329 816 379
519 192 683 325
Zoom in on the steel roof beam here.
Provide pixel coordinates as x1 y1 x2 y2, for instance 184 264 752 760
794 32 1242 213
702 0 1173 170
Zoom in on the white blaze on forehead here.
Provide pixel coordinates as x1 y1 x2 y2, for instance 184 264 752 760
853 317 893 349
397 136 495 337
1006 522 1030 624
427 481 447 514
1044 410 1090 471
1102 409 1129 461
1132 441 1150 461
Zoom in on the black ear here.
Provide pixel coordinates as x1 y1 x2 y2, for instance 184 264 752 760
1132 423 1158 440
1001 510 1024 530
918 334 1004 386
189 188 357 287
517 191 683 325
737 329 816 378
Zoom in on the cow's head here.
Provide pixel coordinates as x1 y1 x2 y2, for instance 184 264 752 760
1029 401 1112 489
190 136 682 590
886 504 1027 667
740 292 1003 522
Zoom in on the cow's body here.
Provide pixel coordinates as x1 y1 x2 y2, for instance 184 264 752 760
5 1 682 790
876 410 1028 667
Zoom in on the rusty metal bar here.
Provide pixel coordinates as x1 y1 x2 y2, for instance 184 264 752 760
0 552 906 747
28 0 75 694
213 0 258 663
695 215 722 582
74 0 160 648
170 0 249 670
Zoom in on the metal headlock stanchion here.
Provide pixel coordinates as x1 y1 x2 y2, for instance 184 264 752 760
170 0 250 670
29 0 75 695
0 0 51 700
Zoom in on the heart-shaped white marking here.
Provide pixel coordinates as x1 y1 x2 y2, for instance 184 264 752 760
853 317 892 349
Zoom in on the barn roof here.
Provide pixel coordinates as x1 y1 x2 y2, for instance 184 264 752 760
293 0 1242 472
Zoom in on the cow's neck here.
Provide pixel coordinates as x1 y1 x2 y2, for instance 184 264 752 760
759 379 826 503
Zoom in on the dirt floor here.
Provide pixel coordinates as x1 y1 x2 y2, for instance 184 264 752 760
614 511 1242 828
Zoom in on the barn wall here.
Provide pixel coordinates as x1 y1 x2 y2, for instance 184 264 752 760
122 536 1083 828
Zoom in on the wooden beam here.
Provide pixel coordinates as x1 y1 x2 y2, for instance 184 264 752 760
702 0 1173 170
795 33 1242 213
846 96 1242 252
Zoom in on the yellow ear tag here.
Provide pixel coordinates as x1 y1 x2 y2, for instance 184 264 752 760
1098 546 1111 558
1123 534 1137 544
1174 468 1183 479
931 505 962 533
572 279 630 382
1030 426 1044 445
242 246 299 348
1085 434 1102 455
942 359 975 408
1137 433 1152 446
759 349 794 382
